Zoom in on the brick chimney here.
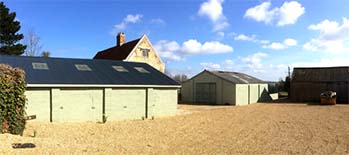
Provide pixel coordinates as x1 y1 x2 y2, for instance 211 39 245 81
117 32 126 46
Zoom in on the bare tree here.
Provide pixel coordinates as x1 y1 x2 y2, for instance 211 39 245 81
173 74 188 83
41 51 50 57
24 30 42 56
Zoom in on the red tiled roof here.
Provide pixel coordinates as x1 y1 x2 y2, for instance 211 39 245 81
93 38 141 60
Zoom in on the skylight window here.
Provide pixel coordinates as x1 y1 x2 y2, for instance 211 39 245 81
32 62 49 70
232 74 249 84
112 66 128 72
134 67 150 73
244 75 252 79
75 64 92 71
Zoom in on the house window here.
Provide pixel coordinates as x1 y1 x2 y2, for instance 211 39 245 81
142 50 149 57
75 64 92 71
134 67 150 73
32 62 49 70
112 66 128 72
139 48 150 57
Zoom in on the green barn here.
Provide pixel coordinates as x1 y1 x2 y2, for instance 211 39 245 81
0 55 180 122
181 70 269 105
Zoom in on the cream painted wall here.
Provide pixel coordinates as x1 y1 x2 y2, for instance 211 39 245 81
25 87 178 122
235 84 249 106
127 37 165 73
25 89 51 122
105 88 146 121
148 88 177 117
51 88 103 123
249 84 260 104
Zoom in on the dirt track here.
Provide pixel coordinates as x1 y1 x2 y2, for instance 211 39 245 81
1 103 349 154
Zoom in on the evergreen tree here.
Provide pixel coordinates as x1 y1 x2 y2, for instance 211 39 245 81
0 2 26 55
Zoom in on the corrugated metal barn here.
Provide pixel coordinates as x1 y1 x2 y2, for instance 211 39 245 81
181 70 270 106
291 67 349 103
0 55 180 122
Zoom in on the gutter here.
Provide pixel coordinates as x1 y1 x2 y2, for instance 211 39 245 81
27 84 181 88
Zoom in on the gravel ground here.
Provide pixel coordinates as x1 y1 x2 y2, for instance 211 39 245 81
1 103 349 155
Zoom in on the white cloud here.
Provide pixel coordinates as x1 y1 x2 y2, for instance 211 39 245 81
150 18 166 25
244 1 305 26
222 59 234 70
216 32 225 38
212 21 229 31
244 2 275 24
241 52 268 72
304 17 349 53
200 62 221 70
292 58 349 67
234 34 270 44
153 40 182 61
182 39 233 54
259 40 270 44
277 1 305 26
124 14 143 23
234 34 255 41
262 38 297 50
111 14 143 34
263 42 286 50
283 38 298 46
198 0 229 31
154 39 233 61
198 0 224 22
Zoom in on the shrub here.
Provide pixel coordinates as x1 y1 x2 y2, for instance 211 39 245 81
0 64 27 135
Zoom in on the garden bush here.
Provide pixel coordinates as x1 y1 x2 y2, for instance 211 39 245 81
0 64 26 135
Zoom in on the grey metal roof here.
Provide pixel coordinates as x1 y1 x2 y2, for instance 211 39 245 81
208 70 266 84
0 55 179 86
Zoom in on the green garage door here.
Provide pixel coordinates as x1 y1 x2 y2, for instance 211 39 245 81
25 89 51 122
52 88 103 122
195 83 216 104
148 88 177 117
105 88 146 121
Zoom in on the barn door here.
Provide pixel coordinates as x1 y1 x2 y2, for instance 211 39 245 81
196 83 216 104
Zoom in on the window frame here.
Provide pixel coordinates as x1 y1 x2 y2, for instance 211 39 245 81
112 65 129 72
32 62 49 70
74 64 92 71
134 67 150 73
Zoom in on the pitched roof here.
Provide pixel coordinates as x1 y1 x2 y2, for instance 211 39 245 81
0 55 179 86
93 38 141 60
208 70 266 84
292 66 349 82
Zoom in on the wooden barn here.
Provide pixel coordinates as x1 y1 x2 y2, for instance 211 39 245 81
291 67 349 103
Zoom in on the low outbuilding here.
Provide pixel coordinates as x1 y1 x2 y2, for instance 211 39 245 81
291 67 349 103
0 55 180 122
181 70 270 105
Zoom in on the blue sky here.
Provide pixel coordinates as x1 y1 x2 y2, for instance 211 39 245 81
4 0 349 81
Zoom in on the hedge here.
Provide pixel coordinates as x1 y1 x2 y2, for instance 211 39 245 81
0 64 27 135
